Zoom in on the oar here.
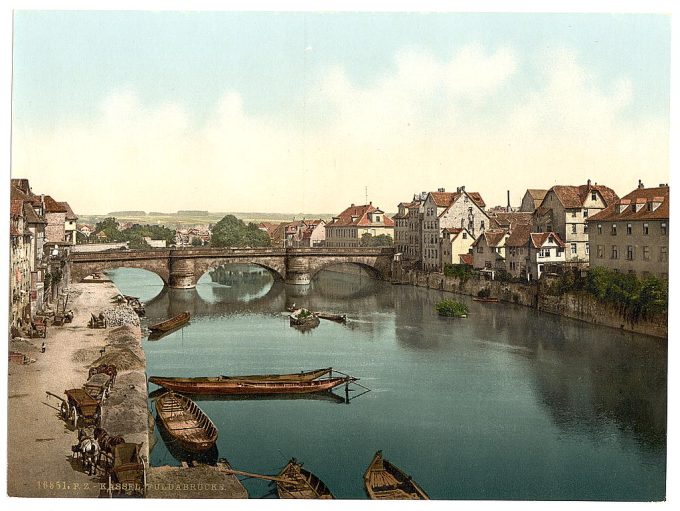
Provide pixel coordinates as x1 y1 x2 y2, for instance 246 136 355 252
220 468 293 484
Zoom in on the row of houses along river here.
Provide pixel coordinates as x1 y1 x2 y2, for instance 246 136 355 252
106 262 667 500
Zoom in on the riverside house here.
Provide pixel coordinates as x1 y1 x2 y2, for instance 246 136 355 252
440 227 475 270
532 181 618 263
587 182 669 280
505 224 566 281
471 229 508 276
325 203 394 248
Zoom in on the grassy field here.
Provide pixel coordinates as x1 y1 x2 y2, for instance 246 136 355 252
77 212 335 227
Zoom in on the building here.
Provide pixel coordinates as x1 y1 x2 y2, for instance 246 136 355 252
405 194 427 265
471 229 508 274
587 182 669 280
488 211 533 231
505 225 566 281
393 202 411 255
9 199 33 332
440 227 475 270
532 181 618 262
421 187 488 271
519 189 548 212
43 195 68 243
325 203 394 248
299 220 326 248
60 202 78 245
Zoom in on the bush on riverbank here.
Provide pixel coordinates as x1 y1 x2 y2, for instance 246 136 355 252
443 264 475 282
545 266 668 324
435 299 469 318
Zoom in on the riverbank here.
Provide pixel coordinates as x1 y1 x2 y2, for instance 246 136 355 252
391 267 667 339
7 281 129 496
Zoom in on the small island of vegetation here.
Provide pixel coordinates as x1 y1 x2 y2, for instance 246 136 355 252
435 299 469 318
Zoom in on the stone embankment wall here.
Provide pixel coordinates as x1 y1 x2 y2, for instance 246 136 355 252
391 265 667 339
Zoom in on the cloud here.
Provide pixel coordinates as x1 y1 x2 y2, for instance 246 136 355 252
12 45 668 215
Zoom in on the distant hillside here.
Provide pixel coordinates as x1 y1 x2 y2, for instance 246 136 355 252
77 211 334 227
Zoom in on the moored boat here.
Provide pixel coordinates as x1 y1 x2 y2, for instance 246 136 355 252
289 308 319 328
276 458 334 499
314 311 347 323
149 374 355 396
149 311 190 333
364 451 429 500
154 391 218 452
472 297 499 303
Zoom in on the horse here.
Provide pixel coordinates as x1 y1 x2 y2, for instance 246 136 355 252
72 429 100 476
93 427 125 470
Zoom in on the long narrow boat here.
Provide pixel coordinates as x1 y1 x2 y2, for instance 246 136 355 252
155 391 218 452
148 311 190 333
149 375 355 396
149 368 331 391
314 312 347 323
363 451 429 500
472 297 499 303
276 459 334 499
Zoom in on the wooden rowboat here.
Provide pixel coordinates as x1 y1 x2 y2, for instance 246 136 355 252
364 451 429 500
149 375 355 396
148 311 190 333
314 312 347 323
150 368 331 386
155 392 217 452
472 297 499 303
276 459 334 499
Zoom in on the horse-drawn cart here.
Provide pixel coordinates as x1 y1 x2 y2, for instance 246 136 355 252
30 319 47 338
83 373 112 401
107 443 147 497
46 388 102 428
88 313 108 329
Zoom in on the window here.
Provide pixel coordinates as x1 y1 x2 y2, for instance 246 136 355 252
627 245 634 260
375 216 380 222
572 211 577 218
480 220 485 230
627 224 632 235
571 224 577 234
661 223 667 235
583 209 589 218
643 246 650 261
643 223 649 235
597 245 603 258
468 207 473 214
598 224 602 235
571 243 577 255
591 192 597 201
462 233 467 239
585 243 589 255
477 246 484 253
659 247 668 262
547 224 553 232
584 223 589 234
611 245 619 259
611 224 617 235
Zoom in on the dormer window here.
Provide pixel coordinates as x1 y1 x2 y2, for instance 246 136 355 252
591 192 597 201
375 216 380 222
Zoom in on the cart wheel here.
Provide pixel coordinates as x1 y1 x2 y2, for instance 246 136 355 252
94 406 102 424
60 401 69 420
72 406 79 428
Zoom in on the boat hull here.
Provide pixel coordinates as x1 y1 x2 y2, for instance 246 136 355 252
276 460 334 499
149 376 353 396
155 392 218 453
149 311 191 333
364 451 429 500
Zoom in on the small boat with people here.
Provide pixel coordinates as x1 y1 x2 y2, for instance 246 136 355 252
148 311 190 334
289 308 320 328
149 373 356 396
363 450 430 500
154 391 218 452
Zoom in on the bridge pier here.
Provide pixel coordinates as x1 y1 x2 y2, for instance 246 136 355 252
168 257 196 289
285 255 311 285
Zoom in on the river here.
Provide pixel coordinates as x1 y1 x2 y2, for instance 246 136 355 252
105 265 667 501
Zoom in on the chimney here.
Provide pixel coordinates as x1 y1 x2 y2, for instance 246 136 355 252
461 185 465 192
587 178 591 186
351 203 355 207
456 187 461 193
638 179 644 189
507 190 510 212
438 187 445 193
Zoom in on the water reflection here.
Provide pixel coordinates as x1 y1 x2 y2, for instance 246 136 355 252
198 264 276 304
106 266 666 500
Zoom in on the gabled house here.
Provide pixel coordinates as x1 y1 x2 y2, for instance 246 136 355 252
506 225 566 281
471 229 508 273
43 195 68 243
59 202 78 245
519 189 548 212
325 203 394 248
421 186 488 271
440 227 475 270
532 180 618 262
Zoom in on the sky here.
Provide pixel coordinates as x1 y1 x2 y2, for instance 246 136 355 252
9 9 672 215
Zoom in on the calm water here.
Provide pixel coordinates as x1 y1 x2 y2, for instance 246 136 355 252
105 265 667 501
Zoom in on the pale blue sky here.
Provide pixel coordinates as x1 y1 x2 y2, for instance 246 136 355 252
11 11 671 214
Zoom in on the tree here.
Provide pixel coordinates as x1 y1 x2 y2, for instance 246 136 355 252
360 233 393 247
210 215 271 248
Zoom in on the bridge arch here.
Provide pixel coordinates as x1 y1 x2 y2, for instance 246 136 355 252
69 260 169 286
191 257 286 288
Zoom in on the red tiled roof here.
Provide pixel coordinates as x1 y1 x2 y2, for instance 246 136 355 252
44 195 67 213
59 202 78 220
530 232 565 249
459 253 473 265
23 203 46 224
430 191 486 210
588 186 669 222
10 199 23 217
472 229 506 248
489 212 533 229
549 184 618 209
505 224 533 247
10 225 22 236
327 204 394 228
466 192 486 208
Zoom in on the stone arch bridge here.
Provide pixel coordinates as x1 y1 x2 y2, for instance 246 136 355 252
68 247 396 288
